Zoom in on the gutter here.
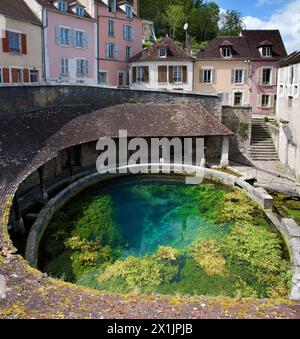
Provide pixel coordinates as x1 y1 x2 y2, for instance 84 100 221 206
97 4 100 84
41 8 48 83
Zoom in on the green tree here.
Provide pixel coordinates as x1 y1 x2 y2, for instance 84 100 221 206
164 4 185 39
219 10 245 36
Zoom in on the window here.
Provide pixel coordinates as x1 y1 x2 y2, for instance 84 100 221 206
105 43 118 59
75 31 85 48
11 68 22 83
59 27 71 45
158 66 168 83
9 32 20 52
289 65 295 85
202 69 213 84
108 0 116 13
76 6 84 16
76 59 88 76
124 25 134 41
262 47 272 57
125 46 132 60
279 84 284 96
234 69 244 84
132 66 149 83
261 94 270 107
60 58 69 75
173 66 182 83
294 85 299 97
288 96 293 108
58 1 68 12
108 20 115 37
99 71 108 84
222 48 232 58
262 68 272 85
30 70 39 83
221 92 230 105
159 48 167 58
137 67 145 82
125 5 133 18
234 92 243 106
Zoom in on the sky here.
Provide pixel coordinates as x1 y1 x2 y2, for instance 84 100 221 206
215 0 300 53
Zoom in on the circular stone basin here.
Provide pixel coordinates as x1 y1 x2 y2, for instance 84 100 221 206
38 177 291 299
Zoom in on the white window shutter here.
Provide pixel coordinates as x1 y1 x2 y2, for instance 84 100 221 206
212 69 216 84
199 69 203 83
83 32 88 48
272 68 277 86
114 44 119 60
243 69 248 84
231 69 235 84
257 94 262 108
258 68 263 86
131 27 135 41
105 43 109 59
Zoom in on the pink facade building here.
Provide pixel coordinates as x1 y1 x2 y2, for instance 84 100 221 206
80 0 143 86
241 30 287 115
26 0 97 85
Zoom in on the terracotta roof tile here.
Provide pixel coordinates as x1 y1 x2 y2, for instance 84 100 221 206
128 36 195 62
241 30 287 60
196 36 251 60
0 0 40 25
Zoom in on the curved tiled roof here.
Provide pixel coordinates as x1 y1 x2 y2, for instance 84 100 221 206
278 51 300 67
196 36 251 60
0 0 40 25
128 36 195 62
241 30 287 61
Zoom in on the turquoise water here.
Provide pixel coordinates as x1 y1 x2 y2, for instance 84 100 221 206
41 177 291 298
96 179 227 256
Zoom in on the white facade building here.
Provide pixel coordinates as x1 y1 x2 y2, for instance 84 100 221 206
128 36 195 92
276 51 300 179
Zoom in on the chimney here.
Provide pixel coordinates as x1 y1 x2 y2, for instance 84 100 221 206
133 0 139 16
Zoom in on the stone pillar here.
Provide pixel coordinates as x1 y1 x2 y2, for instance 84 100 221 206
12 195 25 235
38 166 49 202
220 136 230 168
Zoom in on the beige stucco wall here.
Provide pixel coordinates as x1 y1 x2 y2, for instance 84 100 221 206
194 60 250 106
0 17 42 72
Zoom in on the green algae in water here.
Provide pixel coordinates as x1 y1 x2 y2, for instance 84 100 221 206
40 179 291 299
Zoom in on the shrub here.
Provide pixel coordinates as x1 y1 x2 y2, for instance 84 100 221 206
98 246 180 293
222 222 291 298
189 240 227 277
215 190 259 225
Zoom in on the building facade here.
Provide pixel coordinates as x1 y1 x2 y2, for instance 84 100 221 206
0 0 43 85
195 37 251 107
241 30 287 115
195 30 287 115
80 0 143 87
276 52 300 179
26 0 97 85
128 36 195 92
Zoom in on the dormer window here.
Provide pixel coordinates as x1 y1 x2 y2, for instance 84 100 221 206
125 5 133 18
57 1 68 12
159 48 167 58
75 6 85 17
262 46 272 57
222 47 232 58
108 0 117 13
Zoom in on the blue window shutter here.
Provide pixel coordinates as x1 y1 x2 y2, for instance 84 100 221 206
105 43 109 59
56 26 61 44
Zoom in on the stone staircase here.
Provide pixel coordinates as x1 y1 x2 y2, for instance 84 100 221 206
248 118 279 161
